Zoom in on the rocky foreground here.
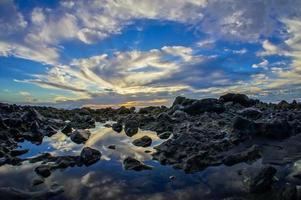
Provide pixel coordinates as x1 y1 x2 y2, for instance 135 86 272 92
1 93 301 199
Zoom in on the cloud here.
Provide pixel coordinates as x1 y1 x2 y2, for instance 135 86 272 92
252 59 269 70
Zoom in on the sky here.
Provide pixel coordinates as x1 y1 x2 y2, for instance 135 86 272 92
0 0 301 108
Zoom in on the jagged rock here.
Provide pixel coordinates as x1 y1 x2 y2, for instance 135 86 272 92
182 98 225 115
124 120 139 137
70 130 91 144
132 136 152 147
220 93 253 107
237 107 262 119
112 122 122 133
80 147 101 166
123 157 152 171
249 166 277 193
223 145 261 166
35 165 51 178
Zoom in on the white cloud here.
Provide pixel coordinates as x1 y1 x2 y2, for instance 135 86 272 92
252 59 269 70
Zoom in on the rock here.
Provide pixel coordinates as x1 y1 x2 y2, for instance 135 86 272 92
112 122 122 133
277 183 297 200
183 151 219 173
169 176 175 180
249 166 277 193
107 145 116 150
35 165 51 178
172 110 188 120
237 107 262 119
32 178 44 186
256 118 292 139
70 130 91 144
61 124 72 135
80 147 101 166
183 98 225 115
158 131 172 139
10 149 29 157
220 93 253 107
123 157 152 171
124 120 139 137
223 145 261 166
132 136 152 147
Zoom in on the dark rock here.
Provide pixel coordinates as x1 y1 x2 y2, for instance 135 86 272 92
61 124 72 135
183 98 225 115
10 149 29 157
124 120 139 137
112 122 122 133
250 166 277 193
123 157 152 171
223 145 261 166
70 130 91 144
237 107 262 119
158 131 172 139
80 147 101 166
35 165 51 178
107 145 116 150
183 151 220 173
32 178 44 186
220 93 253 107
132 136 152 147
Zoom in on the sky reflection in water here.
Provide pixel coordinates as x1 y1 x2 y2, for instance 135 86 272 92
0 123 278 200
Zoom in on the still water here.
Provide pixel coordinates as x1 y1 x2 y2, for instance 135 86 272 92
1 123 297 200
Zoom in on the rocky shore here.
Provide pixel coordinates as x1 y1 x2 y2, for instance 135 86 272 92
1 93 301 199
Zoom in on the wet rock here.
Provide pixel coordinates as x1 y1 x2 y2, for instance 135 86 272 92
220 93 253 107
124 120 139 137
237 107 262 119
10 149 29 157
172 110 188 120
183 151 220 173
70 129 91 144
80 147 101 166
107 145 116 150
250 166 277 193
277 183 297 200
35 165 52 178
112 122 122 133
61 123 72 135
223 145 261 166
123 157 152 171
132 136 152 147
32 177 44 186
158 131 172 139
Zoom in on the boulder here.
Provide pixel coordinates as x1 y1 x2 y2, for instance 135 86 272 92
132 136 152 147
61 124 72 135
124 120 139 137
112 122 122 133
70 130 91 144
35 165 51 178
80 147 101 166
123 157 152 171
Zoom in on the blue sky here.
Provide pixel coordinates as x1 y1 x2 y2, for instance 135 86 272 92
0 0 301 108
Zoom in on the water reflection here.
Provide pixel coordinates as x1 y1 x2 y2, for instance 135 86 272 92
1 123 297 199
